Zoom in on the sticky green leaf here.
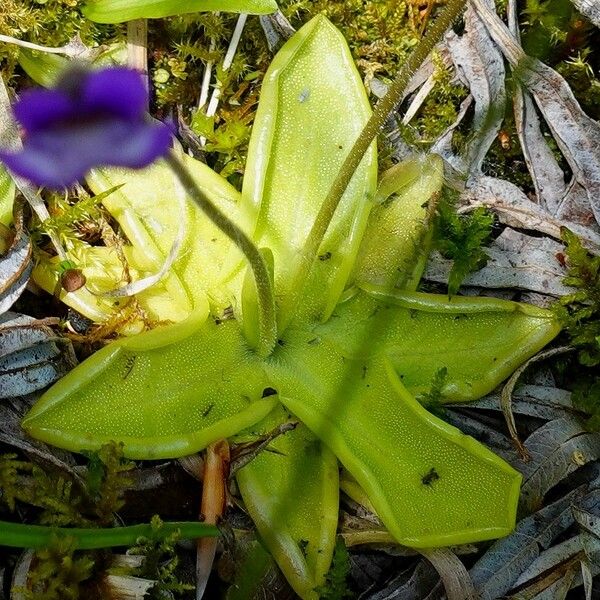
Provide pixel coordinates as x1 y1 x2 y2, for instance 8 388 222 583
32 152 246 327
241 15 377 324
352 154 444 291
23 315 276 459
22 14 564 591
319 288 562 402
82 0 278 23
236 406 339 600
273 345 521 547
18 50 69 88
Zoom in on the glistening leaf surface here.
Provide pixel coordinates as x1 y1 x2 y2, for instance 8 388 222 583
271 343 521 547
319 288 562 402
241 15 377 323
236 406 339 600
235 19 374 595
352 154 444 291
22 315 276 459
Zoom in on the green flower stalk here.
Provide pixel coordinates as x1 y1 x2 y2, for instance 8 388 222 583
0 520 218 549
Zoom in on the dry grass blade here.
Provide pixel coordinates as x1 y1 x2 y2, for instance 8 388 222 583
506 0 567 215
0 313 77 398
569 0 600 27
444 0 505 174
460 176 600 254
259 10 295 52
419 548 476 600
470 484 599 600
0 223 31 316
0 397 79 477
454 384 578 422
470 0 600 227
519 418 600 513
501 346 574 460
425 228 573 296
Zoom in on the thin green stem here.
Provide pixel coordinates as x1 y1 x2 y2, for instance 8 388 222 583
166 151 277 357
0 520 219 549
282 0 467 330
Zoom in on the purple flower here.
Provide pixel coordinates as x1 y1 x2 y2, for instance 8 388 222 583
0 67 172 189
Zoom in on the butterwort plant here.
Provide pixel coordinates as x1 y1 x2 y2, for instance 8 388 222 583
3 14 561 600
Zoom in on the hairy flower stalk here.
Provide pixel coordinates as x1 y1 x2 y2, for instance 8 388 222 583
280 0 468 330
165 152 277 356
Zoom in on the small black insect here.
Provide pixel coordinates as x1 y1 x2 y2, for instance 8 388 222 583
421 467 440 487
122 355 137 380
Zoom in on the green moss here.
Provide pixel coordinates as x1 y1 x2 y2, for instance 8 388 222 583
0 1 118 82
123 515 194 597
432 188 495 296
417 367 449 418
19 536 96 600
414 52 468 145
555 228 600 367
553 229 600 430
557 50 600 120
314 537 352 600
280 0 419 82
2 444 135 599
0 442 134 527
520 0 600 120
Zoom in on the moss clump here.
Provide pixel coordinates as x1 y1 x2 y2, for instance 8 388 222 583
0 442 134 527
19 536 96 600
520 0 600 120
432 188 495 295
123 515 194 598
280 0 420 82
1 443 135 599
551 229 600 431
413 51 468 145
0 1 117 82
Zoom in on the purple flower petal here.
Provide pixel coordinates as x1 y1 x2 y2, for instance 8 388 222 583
1 67 170 189
13 89 74 133
1 116 172 189
0 146 79 190
80 68 148 121
98 120 173 169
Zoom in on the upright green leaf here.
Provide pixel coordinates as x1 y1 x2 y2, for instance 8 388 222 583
0 164 14 227
18 50 69 88
83 0 278 23
352 154 444 291
241 15 377 324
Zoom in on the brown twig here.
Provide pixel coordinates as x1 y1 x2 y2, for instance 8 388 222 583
196 440 230 600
